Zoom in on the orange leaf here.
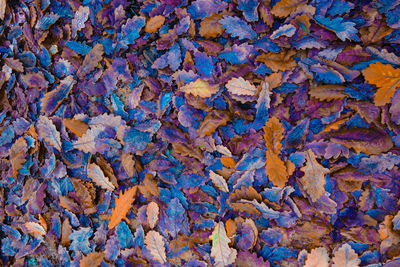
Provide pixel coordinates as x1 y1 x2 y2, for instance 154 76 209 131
145 15 165 33
199 13 224 38
263 117 289 187
266 150 289 188
362 62 400 106
80 252 104 267
108 186 137 230
256 50 297 72
271 0 307 18
263 116 284 153
64 118 89 137
220 156 236 168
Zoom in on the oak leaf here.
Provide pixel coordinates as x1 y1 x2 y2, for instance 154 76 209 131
300 150 329 202
108 186 137 229
145 15 165 33
304 247 329 267
10 137 28 178
362 62 400 106
263 117 289 188
146 201 159 229
77 44 104 79
209 171 229 192
64 118 89 137
226 77 257 96
145 230 167 264
87 163 115 191
271 0 307 18
180 79 218 98
24 222 46 236
256 50 297 72
80 251 104 267
210 222 237 267
332 243 360 267
37 116 62 151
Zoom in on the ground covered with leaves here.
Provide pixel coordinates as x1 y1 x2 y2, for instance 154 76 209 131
2 0 400 266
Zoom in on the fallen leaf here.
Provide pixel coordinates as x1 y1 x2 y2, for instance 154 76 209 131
145 15 165 33
300 150 329 202
209 171 229 192
210 222 237 267
80 251 104 267
87 163 115 191
77 44 104 79
146 201 159 229
226 77 257 96
362 62 400 106
108 186 137 229
271 0 307 18
41 75 76 115
37 116 62 151
64 118 89 137
0 0 5 20
145 230 167 264
304 247 329 267
180 79 219 98
256 50 297 72
9 137 27 178
24 222 46 236
332 243 360 267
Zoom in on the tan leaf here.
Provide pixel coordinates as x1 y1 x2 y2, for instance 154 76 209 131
209 171 229 192
145 230 167 264
147 201 159 229
108 186 137 229
300 150 329 202
332 243 360 267
210 222 237 267
0 0 6 20
37 116 62 151
24 222 46 236
271 0 307 18
226 77 257 96
263 116 284 153
199 13 224 38
145 15 165 33
180 79 219 98
80 252 104 267
87 163 115 191
139 173 160 199
121 152 136 177
304 247 329 267
309 85 347 101
9 137 27 178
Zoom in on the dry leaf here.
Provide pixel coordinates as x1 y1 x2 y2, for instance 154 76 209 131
210 221 237 267
309 85 347 101
108 186 137 229
80 252 104 267
304 247 329 267
271 0 307 18
77 44 104 79
145 15 165 33
199 13 224 38
87 163 115 191
209 171 229 192
300 150 329 202
146 201 159 229
145 230 167 264
121 152 136 177
263 117 289 188
41 75 76 115
37 116 62 151
9 137 27 178
139 173 160 199
256 50 297 72
24 222 46 236
332 243 360 267
226 77 257 96
0 0 6 20
64 118 89 137
362 62 400 106
180 79 219 98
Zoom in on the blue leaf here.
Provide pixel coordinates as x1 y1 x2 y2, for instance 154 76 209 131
219 15 257 40
187 0 228 20
69 227 93 254
315 15 360 41
237 0 259 22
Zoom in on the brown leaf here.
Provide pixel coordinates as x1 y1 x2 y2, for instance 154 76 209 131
309 84 347 101
80 252 104 267
139 173 160 199
198 110 230 137
21 72 48 89
87 163 115 191
145 15 165 33
360 22 393 44
61 218 72 246
108 186 137 229
121 152 136 177
4 58 23 72
64 118 89 137
266 151 289 188
180 79 219 98
145 230 167 264
271 0 307 18
10 137 28 178
0 0 6 20
199 13 224 38
256 50 297 72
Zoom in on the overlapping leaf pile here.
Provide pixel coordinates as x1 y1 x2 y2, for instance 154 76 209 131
2 0 400 266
